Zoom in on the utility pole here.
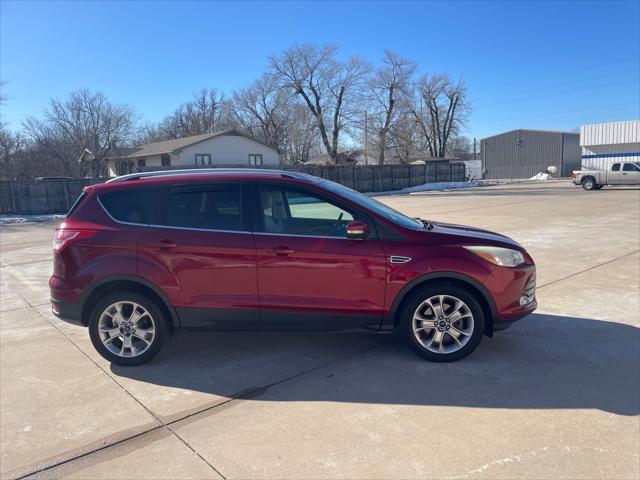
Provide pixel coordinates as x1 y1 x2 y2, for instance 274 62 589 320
364 110 368 164
419 97 424 148
473 137 477 160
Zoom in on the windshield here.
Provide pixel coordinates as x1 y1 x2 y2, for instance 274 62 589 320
320 180 423 230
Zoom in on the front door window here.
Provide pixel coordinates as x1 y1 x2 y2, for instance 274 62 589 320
258 186 354 237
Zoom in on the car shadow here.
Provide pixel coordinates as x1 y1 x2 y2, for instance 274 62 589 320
112 313 640 416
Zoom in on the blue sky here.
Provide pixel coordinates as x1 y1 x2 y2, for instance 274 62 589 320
1 0 639 140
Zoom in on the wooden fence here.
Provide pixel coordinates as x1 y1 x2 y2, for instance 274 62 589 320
0 163 465 215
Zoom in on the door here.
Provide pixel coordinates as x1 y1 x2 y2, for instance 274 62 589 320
252 183 387 331
621 162 640 185
137 183 259 330
608 163 623 184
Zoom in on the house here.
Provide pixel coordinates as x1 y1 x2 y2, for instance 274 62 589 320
105 129 280 177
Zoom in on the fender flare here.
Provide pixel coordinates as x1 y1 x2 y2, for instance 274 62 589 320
385 271 498 332
80 274 180 327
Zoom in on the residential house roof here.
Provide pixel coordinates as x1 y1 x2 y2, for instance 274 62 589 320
106 129 277 160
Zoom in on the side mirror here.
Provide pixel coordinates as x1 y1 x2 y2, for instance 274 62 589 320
346 220 369 240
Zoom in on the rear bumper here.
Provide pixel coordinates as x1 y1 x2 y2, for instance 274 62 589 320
50 298 84 326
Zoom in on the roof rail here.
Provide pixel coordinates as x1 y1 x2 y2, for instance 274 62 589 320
105 168 313 184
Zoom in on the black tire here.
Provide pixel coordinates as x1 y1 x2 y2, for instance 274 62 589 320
399 283 485 362
594 185 604 190
582 177 596 190
88 291 167 366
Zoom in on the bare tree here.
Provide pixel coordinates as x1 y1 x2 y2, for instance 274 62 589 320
232 74 290 150
0 81 21 179
155 88 236 140
410 74 470 158
0 128 20 179
280 102 320 164
270 44 369 164
387 112 420 164
23 88 136 177
0 81 8 108
232 74 320 164
447 135 473 158
367 51 416 164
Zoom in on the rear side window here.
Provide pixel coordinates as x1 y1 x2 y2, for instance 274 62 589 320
611 163 621 171
99 189 159 224
66 192 87 218
163 185 245 231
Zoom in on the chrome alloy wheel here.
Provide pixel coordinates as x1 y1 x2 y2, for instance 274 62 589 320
97 302 156 358
412 295 475 354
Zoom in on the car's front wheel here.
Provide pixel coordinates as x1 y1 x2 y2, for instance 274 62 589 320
88 292 166 366
399 284 484 362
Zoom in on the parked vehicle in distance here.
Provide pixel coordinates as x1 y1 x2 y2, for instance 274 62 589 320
50 169 537 365
35 176 75 182
572 161 640 190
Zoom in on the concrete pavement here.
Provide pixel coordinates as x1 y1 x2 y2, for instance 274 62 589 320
1 181 638 479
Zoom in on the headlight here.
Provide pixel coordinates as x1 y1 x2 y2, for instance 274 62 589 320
464 246 525 267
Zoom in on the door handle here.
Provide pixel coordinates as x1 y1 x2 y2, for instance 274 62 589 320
149 240 178 249
265 246 295 256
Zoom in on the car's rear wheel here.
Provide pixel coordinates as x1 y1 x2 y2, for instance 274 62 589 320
582 177 596 190
88 292 166 366
399 284 484 362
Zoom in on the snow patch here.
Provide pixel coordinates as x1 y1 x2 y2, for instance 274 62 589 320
529 172 551 181
0 214 66 225
367 181 486 197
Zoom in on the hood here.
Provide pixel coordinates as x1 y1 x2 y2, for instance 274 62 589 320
429 221 523 249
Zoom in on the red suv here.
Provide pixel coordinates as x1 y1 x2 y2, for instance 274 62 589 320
50 169 536 365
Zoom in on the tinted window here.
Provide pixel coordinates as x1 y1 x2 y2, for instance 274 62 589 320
259 186 354 237
66 192 86 218
622 163 639 172
164 186 244 231
611 163 621 171
100 189 158 224
321 180 423 231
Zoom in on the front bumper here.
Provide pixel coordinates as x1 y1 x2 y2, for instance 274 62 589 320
492 298 537 330
485 263 537 330
51 298 84 326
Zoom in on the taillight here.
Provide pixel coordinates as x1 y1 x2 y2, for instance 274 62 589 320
571 171 577 179
52 229 97 252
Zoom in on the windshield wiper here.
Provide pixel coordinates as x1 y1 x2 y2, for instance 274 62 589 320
414 217 434 231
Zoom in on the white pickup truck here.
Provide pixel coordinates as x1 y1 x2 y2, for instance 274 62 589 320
572 161 640 190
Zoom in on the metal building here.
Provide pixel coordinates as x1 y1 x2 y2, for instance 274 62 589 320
481 129 580 179
580 120 640 170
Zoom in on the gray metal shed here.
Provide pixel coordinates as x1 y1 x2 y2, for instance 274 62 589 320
481 129 580 179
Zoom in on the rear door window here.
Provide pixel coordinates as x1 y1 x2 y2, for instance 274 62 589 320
162 185 246 231
99 189 160 224
611 163 621 171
